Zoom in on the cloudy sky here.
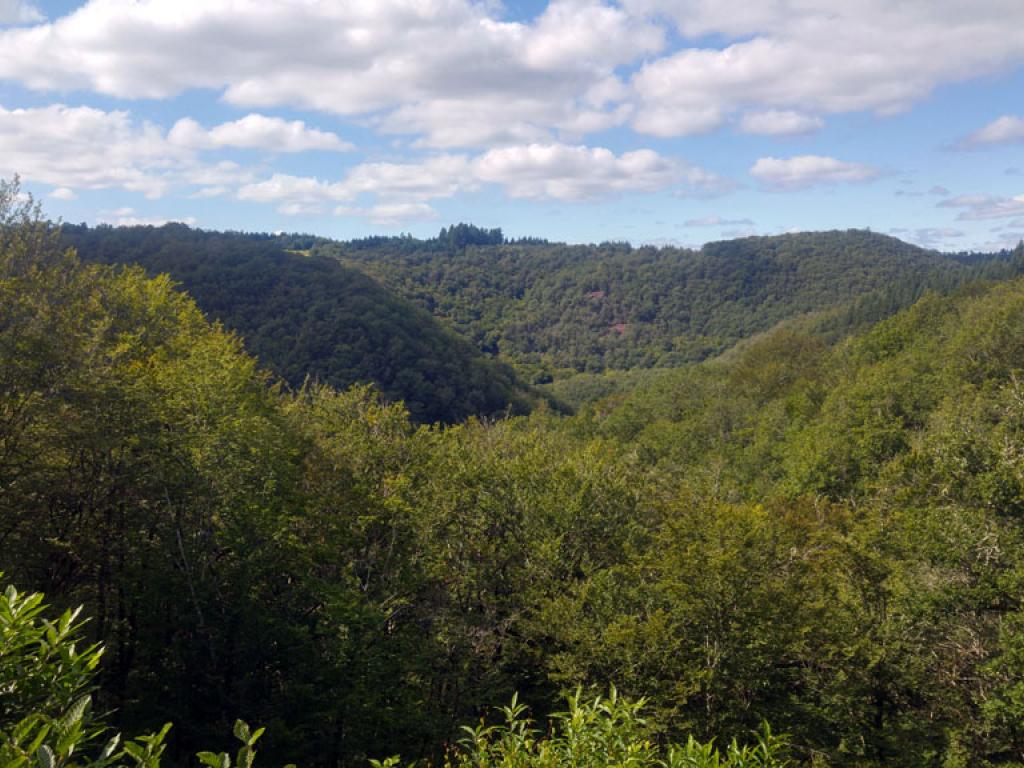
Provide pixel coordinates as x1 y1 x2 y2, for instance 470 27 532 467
1 0 1023 250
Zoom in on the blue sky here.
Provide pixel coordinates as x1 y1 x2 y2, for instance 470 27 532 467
1 0 1023 251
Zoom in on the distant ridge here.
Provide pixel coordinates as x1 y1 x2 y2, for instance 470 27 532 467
320 228 1004 379
62 223 543 424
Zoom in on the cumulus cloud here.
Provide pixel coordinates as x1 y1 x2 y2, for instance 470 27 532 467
345 156 475 201
0 103 188 198
237 174 344 212
237 156 475 214
938 193 1024 221
238 142 707 217
631 104 724 138
335 202 439 226
523 0 663 70
0 102 294 198
0 0 663 150
97 207 196 227
0 0 41 24
749 155 879 190
5 0 1023 225
168 114 353 153
738 110 823 136
957 116 1024 148
627 0 1024 137
3 0 1024 148
472 143 681 200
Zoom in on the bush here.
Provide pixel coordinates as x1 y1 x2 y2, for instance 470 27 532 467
372 690 789 768
3 577 789 768
0 579 271 768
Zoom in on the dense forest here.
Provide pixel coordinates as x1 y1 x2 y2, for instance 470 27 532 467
62 222 1024 403
6 179 1024 768
60 224 541 424
318 227 1024 380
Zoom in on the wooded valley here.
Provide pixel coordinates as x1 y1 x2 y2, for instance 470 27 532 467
6 180 1024 767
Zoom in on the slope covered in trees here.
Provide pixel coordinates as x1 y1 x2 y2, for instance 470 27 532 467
60 223 540 424
319 228 1004 379
1 586 790 768
6 182 1024 767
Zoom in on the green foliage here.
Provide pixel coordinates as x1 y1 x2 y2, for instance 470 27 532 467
0 575 293 768
421 691 788 768
320 229 1001 379
0 576 168 768
61 223 543 424
8 182 1024 767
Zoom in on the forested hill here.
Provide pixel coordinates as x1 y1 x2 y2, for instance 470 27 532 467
318 229 1003 379
59 222 1024 421
11 185 1024 765
61 223 541 424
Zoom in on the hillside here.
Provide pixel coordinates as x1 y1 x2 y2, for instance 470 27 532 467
5 0 1024 764
61 223 541 424
586 251 1024 504
7 179 1024 767
317 229 993 379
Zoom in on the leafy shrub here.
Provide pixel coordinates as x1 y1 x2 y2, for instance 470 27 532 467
0 579 273 768
2 577 787 768
373 690 789 768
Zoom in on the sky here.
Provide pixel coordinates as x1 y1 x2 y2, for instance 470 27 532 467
1 0 1023 251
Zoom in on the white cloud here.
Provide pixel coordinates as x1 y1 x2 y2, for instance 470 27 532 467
183 160 253 187
0 0 41 24
685 215 754 227
378 99 552 149
938 193 1024 221
749 155 879 190
473 143 681 200
631 104 724 137
238 174 344 212
627 0 1024 137
168 114 353 153
236 155 475 214
239 142 706 219
523 0 663 70
0 102 255 198
958 115 1024 148
0 0 662 150
97 206 196 227
4 0 1024 149
344 156 474 201
335 202 439 226
0 103 187 197
49 186 76 200
738 110 823 136
7 0 1021 224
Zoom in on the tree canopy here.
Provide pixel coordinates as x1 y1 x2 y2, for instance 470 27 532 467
5 183 1024 766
